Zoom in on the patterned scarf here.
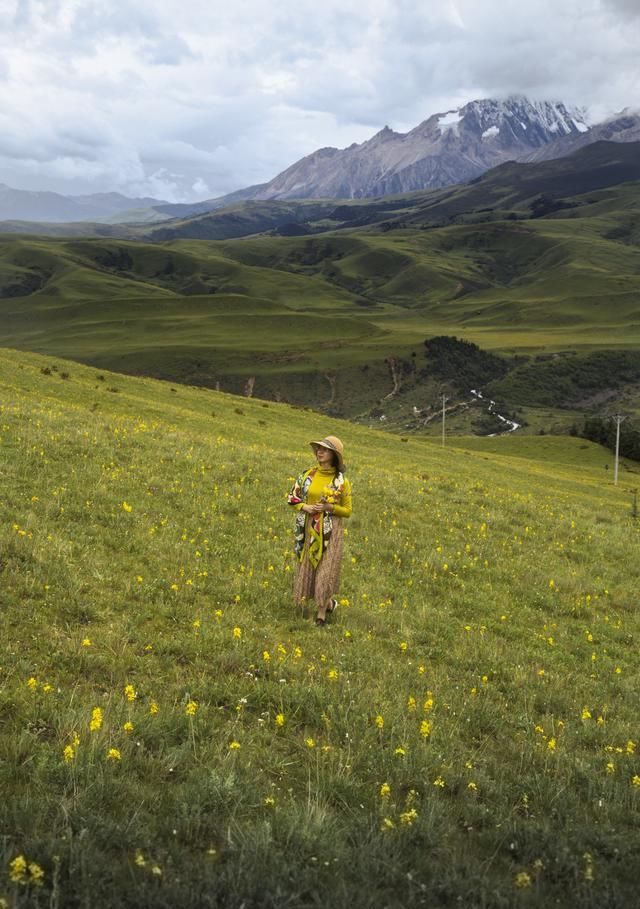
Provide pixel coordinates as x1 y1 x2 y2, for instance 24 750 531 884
288 467 345 567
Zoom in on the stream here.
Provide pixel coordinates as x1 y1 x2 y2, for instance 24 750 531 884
470 389 521 435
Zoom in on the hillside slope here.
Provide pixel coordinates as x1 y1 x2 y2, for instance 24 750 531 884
1 143 640 426
1 348 638 908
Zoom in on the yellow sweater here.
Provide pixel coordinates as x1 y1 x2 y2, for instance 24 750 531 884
296 466 352 518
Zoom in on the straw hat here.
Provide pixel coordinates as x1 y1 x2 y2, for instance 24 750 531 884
310 435 345 470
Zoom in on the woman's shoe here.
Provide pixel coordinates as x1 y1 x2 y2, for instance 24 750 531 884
327 598 338 615
315 616 326 626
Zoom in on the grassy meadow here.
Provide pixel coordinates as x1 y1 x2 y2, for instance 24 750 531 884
1 347 639 908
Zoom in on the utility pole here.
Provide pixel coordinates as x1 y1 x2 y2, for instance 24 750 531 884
613 414 625 486
441 394 448 448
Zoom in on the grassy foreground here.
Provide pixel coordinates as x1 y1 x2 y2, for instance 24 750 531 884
1 348 639 908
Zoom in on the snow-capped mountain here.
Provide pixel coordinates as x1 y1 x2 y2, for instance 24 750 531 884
524 108 640 163
223 97 598 202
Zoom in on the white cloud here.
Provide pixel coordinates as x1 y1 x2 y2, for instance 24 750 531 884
0 0 637 202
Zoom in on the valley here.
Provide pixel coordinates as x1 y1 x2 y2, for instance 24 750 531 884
1 142 639 442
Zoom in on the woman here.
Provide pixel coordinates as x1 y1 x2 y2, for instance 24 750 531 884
287 435 353 625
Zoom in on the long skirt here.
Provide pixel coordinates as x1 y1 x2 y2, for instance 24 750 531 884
293 517 345 609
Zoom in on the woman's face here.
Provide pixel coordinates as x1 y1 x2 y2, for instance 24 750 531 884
315 445 335 468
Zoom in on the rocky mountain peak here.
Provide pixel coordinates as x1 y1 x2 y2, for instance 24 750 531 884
210 95 635 205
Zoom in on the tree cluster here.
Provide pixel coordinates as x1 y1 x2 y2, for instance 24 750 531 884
581 416 640 462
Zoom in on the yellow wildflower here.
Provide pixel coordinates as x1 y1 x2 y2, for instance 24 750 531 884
89 707 103 731
9 855 27 883
399 808 418 826
28 862 45 886
584 853 594 882
185 700 198 716
107 748 121 761
514 871 532 889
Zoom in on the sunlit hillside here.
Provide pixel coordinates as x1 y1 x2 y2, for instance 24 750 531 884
1 348 638 908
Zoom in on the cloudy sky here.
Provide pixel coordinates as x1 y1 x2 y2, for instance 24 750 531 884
0 0 638 202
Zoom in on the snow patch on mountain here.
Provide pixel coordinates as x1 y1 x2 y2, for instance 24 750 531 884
203 95 635 206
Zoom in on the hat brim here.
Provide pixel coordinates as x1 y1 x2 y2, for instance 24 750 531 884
310 440 344 470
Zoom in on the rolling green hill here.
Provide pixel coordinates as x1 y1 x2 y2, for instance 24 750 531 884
1 348 638 908
1 143 639 430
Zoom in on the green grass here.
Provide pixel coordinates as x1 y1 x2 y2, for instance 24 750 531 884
1 146 640 424
1 347 639 908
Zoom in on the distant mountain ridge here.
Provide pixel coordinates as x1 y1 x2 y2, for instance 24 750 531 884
149 96 639 220
2 140 639 241
0 184 168 223
524 108 640 162
2 96 639 226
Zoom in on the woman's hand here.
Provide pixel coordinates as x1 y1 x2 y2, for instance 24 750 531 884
302 503 329 514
